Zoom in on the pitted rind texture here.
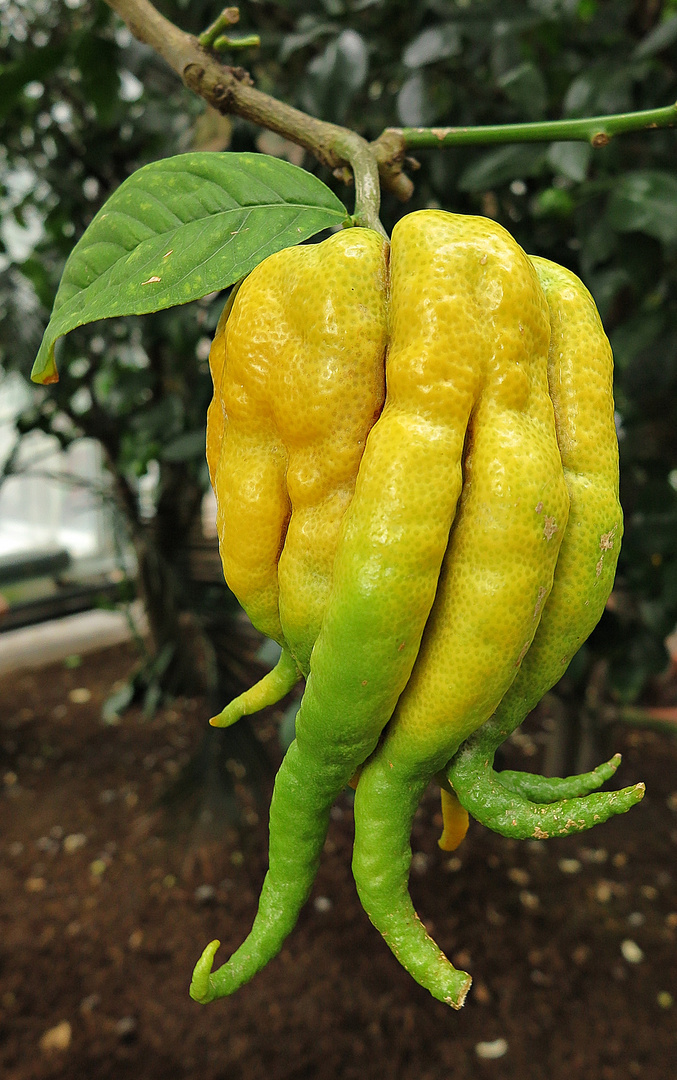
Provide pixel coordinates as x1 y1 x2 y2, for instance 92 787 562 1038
207 229 388 664
351 211 571 1008
478 256 624 735
370 213 569 777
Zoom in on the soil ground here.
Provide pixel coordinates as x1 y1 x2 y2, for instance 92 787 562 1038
1 643 676 1080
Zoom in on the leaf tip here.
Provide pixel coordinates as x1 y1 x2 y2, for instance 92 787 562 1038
31 349 59 385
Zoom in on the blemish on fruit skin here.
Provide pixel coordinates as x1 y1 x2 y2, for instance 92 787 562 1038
515 640 530 667
596 525 618 577
600 528 616 551
543 516 558 540
533 586 548 619
535 501 543 514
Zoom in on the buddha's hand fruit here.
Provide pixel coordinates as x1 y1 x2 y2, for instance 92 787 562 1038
190 211 642 1009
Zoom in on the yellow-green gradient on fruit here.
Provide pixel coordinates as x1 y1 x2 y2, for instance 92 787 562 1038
464 257 624 751
351 214 569 1005
194 212 640 1012
366 220 568 779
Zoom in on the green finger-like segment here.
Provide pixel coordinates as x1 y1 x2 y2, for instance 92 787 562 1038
352 762 471 1009
498 752 621 803
191 739 355 1001
189 939 221 1004
448 742 644 840
209 649 301 728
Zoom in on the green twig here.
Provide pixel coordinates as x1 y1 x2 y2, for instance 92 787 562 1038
198 7 240 48
212 33 260 52
385 101 677 150
332 130 387 236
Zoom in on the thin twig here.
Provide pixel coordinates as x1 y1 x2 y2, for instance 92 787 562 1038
379 102 677 151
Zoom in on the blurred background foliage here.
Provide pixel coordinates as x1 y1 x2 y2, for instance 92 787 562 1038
2 0 677 725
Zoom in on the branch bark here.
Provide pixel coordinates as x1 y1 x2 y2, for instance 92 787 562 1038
104 1 677 219
104 0 396 233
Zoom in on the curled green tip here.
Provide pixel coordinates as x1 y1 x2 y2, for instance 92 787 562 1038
497 751 624 804
599 752 622 782
189 940 221 1003
210 649 301 728
209 702 243 728
448 972 472 1011
448 737 645 840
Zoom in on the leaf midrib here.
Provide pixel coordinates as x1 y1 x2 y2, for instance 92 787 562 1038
54 201 335 322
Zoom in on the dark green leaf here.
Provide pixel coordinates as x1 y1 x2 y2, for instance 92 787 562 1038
31 153 347 384
579 221 618 276
585 266 632 322
320 0 344 15
397 73 438 126
634 14 677 59
533 187 575 218
563 66 633 118
610 312 667 372
301 29 368 123
458 145 545 192
402 24 461 68
0 44 67 121
607 171 677 245
546 141 591 183
74 34 121 126
562 73 594 117
279 23 337 64
497 61 547 120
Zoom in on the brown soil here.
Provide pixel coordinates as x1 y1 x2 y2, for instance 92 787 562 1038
1 643 676 1080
